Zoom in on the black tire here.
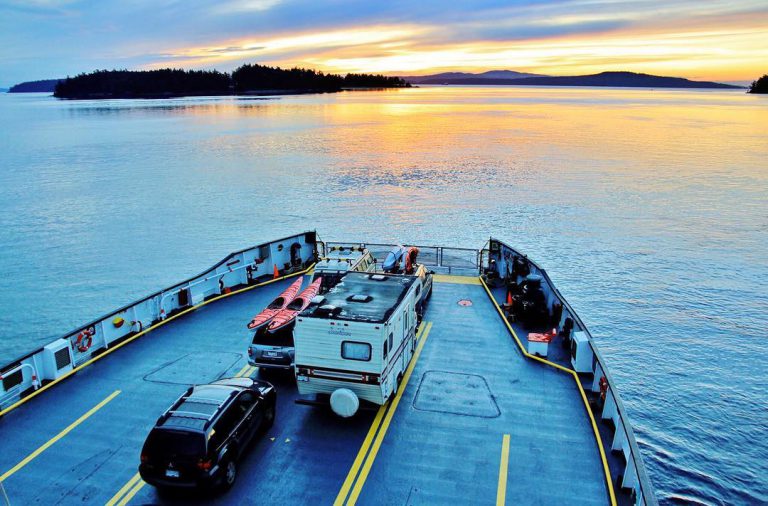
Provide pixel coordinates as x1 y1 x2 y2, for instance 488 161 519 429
394 373 403 395
263 404 276 430
221 459 237 490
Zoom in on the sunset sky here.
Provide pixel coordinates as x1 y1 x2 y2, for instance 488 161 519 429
1 0 766 86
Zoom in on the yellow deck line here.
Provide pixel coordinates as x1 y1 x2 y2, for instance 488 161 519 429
0 390 121 483
115 479 145 506
432 274 481 285
496 434 511 506
334 322 428 506
105 472 141 506
479 277 617 506
233 364 250 378
346 321 433 505
0 266 314 419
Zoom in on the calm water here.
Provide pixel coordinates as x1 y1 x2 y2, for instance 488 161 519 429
0 87 766 504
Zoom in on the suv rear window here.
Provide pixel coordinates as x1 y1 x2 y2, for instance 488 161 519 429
146 429 205 457
252 329 294 347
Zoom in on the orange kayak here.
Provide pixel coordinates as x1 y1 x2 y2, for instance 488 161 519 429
267 277 322 332
247 278 303 331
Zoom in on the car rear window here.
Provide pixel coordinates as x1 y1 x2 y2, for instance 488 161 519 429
146 429 205 457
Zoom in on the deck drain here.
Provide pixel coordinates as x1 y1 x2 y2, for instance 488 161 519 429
144 352 241 386
457 299 473 306
413 371 499 418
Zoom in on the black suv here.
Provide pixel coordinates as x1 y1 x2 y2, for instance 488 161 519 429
139 377 276 491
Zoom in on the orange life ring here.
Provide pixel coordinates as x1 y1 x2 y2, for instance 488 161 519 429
76 326 95 353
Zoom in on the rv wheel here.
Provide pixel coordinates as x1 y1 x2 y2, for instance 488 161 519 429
394 373 403 395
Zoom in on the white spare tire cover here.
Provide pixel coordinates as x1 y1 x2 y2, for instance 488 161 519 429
330 388 359 417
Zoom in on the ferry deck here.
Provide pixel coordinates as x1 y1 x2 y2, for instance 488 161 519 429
0 234 655 505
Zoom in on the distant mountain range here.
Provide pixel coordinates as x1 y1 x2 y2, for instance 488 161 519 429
403 70 545 83
402 71 742 89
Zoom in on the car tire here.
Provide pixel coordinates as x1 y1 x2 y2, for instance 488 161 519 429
222 459 237 490
263 405 276 430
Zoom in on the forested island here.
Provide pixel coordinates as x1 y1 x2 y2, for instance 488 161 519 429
748 75 767 93
9 79 63 92
52 64 409 99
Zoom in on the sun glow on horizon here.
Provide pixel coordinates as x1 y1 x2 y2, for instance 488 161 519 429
145 18 768 82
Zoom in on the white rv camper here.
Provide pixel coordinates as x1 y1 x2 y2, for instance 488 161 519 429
293 272 422 417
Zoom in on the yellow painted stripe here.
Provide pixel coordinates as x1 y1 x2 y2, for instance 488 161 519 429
105 472 141 506
346 321 433 505
116 479 145 506
0 390 121 483
0 265 314 419
496 434 511 506
243 366 257 378
432 274 481 285
334 321 428 506
233 364 250 378
333 403 389 506
479 277 617 506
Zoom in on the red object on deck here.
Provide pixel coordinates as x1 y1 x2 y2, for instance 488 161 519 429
267 277 323 332
273 264 280 279
247 278 303 331
527 332 553 343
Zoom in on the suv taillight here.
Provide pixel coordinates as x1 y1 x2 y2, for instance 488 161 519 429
197 458 212 471
247 347 253 356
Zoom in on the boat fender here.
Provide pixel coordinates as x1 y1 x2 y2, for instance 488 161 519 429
75 326 95 353
330 388 359 418
112 316 124 328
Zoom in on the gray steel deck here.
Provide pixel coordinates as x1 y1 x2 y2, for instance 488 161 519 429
0 275 609 505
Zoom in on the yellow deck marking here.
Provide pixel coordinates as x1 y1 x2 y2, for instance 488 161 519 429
334 322 428 506
346 322 433 505
233 364 250 378
496 434 511 505
479 277 617 506
244 365 257 377
432 274 481 285
0 390 121 483
115 479 145 506
105 472 141 506
0 266 314 419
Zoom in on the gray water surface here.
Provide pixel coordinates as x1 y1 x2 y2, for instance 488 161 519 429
0 87 766 504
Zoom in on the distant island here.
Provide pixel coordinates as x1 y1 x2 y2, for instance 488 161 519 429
403 70 742 89
748 74 767 93
9 79 64 93
51 65 409 99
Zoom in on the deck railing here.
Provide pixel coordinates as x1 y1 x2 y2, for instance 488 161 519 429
489 239 657 506
323 241 481 274
0 232 318 414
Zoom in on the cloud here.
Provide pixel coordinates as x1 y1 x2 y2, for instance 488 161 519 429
0 0 766 84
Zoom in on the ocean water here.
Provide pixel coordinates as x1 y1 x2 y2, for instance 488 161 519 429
0 87 766 504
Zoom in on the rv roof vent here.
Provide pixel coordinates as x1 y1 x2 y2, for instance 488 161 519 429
347 294 373 303
370 274 388 281
311 295 325 305
317 304 341 316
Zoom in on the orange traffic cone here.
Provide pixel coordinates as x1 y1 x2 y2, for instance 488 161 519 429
506 292 513 305
273 264 280 279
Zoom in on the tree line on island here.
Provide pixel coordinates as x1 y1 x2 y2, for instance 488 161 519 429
52 64 409 99
748 75 768 94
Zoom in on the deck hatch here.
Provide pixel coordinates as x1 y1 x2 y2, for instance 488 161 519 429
413 370 500 418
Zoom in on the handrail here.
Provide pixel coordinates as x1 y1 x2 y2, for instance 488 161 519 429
488 238 657 505
0 231 317 414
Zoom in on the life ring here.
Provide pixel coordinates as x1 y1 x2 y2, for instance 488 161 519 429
75 326 95 353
